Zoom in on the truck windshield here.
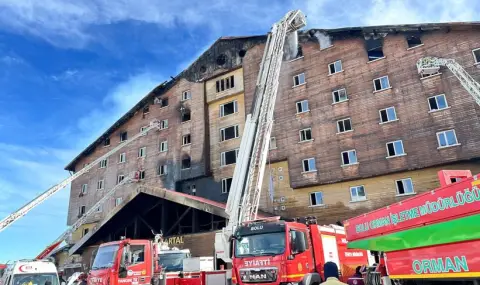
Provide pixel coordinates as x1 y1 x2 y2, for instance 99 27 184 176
92 245 119 270
158 253 188 272
235 232 286 257
13 273 59 285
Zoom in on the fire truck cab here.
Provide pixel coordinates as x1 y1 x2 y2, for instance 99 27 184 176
231 217 368 284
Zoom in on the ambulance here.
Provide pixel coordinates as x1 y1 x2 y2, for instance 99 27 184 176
0 260 60 285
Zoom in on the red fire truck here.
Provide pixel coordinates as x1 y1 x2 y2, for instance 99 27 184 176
230 217 368 284
344 170 480 284
88 235 228 285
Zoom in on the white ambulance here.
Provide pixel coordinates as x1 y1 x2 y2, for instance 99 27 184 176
0 260 59 285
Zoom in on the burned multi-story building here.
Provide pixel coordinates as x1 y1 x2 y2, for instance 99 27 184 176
60 22 480 270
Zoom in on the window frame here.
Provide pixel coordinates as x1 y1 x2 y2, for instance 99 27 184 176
309 191 324 206
182 90 192 101
117 175 125 184
293 73 306 87
296 100 309 114
160 119 168 129
395 178 415 196
139 170 146 180
336 118 353 133
436 129 459 148
220 149 239 166
386 140 406 158
302 157 317 173
379 106 398 123
406 35 423 49
328 60 343 75
299 128 313 142
120 131 128 142
350 185 367 202
119 152 126 163
269 137 277 150
115 197 123 207
81 184 88 194
220 100 239 117
221 177 233 194
341 149 358 166
97 179 104 190
160 140 168 152
158 164 168 176
99 159 108 169
472 48 480 64
428 94 449 112
182 134 191 146
103 138 111 147
138 147 146 158
220 125 240 142
332 88 348 104
373 76 391 92
140 126 148 135
79 205 86 216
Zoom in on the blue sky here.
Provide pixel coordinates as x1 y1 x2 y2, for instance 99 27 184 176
0 0 477 262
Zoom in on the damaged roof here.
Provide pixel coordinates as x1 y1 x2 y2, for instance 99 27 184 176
64 21 480 171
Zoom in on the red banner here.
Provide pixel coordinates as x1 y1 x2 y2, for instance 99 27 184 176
386 240 480 279
344 177 480 242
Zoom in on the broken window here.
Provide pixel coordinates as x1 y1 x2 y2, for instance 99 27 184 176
182 134 191 145
302 158 316 172
366 38 384 61
83 228 89 236
379 107 397 123
337 118 353 133
396 178 414 195
139 170 146 180
296 100 309 113
220 101 238 117
182 156 191 169
373 76 390 91
120 131 128 142
328 60 343 74
451 177 462 183
220 125 239 141
297 45 303 58
341 150 358 165
222 178 233 194
103 138 110 147
158 164 167 176
143 106 150 115
216 76 235 93
332 88 348 103
299 128 312 142
181 109 191 122
406 35 422 49
160 98 169 107
293 73 306 86
221 149 239 166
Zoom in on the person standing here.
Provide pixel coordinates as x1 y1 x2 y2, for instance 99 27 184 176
321 262 347 285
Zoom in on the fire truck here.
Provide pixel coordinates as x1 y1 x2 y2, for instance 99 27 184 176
88 234 225 285
345 170 480 284
230 217 368 284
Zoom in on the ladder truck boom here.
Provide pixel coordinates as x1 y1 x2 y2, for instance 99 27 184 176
36 172 139 259
417 56 480 106
215 10 306 265
0 119 162 233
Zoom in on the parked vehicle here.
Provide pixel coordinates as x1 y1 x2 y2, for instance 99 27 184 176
0 259 60 285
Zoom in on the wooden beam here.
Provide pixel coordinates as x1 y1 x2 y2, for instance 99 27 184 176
165 207 192 236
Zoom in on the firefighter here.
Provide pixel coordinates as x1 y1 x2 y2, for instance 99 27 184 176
321 262 347 285
347 266 365 285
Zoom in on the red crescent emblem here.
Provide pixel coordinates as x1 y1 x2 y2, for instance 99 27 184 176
19 265 27 272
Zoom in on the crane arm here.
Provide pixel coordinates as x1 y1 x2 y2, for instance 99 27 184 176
0 119 162 233
417 56 480 106
216 10 306 264
36 172 138 259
